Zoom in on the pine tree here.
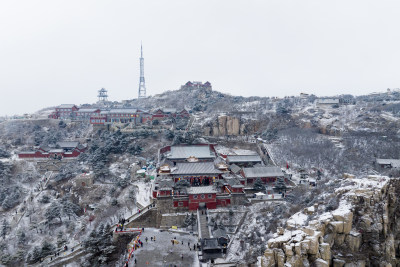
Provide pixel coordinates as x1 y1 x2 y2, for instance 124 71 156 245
45 202 62 223
183 214 191 228
61 199 80 220
30 246 41 264
57 231 66 248
41 240 55 258
253 178 264 191
190 213 197 231
17 230 26 246
1 219 8 240
274 177 287 193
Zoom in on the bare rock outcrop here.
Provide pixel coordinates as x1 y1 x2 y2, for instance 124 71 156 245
203 115 261 136
262 177 400 267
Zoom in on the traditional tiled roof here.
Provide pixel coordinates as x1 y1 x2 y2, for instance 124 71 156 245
242 166 284 178
58 104 76 108
201 238 220 250
107 109 138 114
376 158 400 168
162 108 177 113
57 141 79 149
172 162 222 175
48 149 64 153
187 185 217 194
223 176 243 187
167 146 215 160
158 179 174 190
213 228 228 238
226 155 262 163
229 164 241 174
77 109 99 113
316 98 340 104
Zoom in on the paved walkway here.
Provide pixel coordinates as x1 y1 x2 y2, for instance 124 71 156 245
128 228 199 267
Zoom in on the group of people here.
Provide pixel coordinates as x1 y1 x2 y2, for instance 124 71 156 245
170 237 198 251
115 218 128 232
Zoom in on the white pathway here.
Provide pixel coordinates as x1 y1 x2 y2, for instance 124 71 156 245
128 228 200 267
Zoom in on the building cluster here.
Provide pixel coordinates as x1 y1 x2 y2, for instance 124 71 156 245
375 158 400 169
153 144 287 211
48 105 190 126
315 96 355 107
18 141 86 159
180 81 212 91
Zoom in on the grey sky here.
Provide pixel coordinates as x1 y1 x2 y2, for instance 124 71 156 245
1 0 400 115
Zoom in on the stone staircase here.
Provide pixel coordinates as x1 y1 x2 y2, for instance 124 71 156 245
198 209 210 239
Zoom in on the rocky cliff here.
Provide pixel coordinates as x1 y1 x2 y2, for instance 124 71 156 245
262 176 400 267
203 115 260 136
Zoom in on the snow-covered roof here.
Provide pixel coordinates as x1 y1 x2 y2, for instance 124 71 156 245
316 98 340 104
187 185 217 194
162 108 177 113
376 158 400 168
108 109 138 114
48 149 64 153
172 162 222 175
201 238 220 249
19 151 36 154
242 166 284 178
213 228 228 238
58 104 76 108
57 141 79 148
168 146 215 160
229 164 241 174
226 155 262 163
77 109 99 113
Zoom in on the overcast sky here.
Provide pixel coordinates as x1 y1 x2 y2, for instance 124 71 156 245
1 0 400 115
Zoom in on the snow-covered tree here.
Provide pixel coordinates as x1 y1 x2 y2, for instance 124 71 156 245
45 202 62 224
274 177 287 193
1 219 8 240
57 231 67 248
253 178 264 191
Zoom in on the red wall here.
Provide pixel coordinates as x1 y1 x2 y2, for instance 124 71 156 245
188 193 217 210
216 198 230 207
173 199 189 208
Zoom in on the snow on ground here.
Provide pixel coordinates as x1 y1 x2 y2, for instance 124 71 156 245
215 145 258 156
128 228 199 267
135 180 152 207
380 112 399 122
286 212 308 228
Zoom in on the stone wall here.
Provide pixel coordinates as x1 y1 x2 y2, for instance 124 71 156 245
160 213 190 229
261 177 400 267
125 209 158 228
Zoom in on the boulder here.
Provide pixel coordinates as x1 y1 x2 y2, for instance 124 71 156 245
333 258 346 267
300 240 310 254
284 244 294 257
319 242 331 261
345 231 361 252
274 248 286 267
332 210 353 234
277 227 285 235
306 236 319 255
315 258 329 267
334 234 345 246
323 233 336 246
262 249 275 267
329 221 344 233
